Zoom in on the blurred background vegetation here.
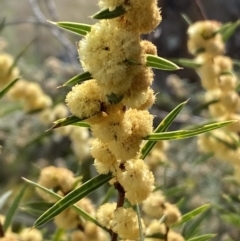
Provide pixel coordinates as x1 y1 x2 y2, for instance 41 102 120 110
1 0 240 240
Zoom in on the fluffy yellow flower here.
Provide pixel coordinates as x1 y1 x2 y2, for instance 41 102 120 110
108 109 153 160
187 20 224 55
91 139 117 174
96 203 117 229
142 191 166 218
117 159 155 204
0 53 19 89
19 228 42 241
110 207 145 239
99 0 161 33
66 79 107 119
36 166 77 202
78 20 142 95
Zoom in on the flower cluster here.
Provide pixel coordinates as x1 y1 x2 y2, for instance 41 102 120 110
0 53 19 90
65 0 162 239
7 79 52 112
36 166 109 240
187 20 240 181
40 103 91 161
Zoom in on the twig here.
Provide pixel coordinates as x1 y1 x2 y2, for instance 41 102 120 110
44 0 59 21
195 0 208 20
111 182 125 241
165 225 169 241
0 221 4 238
28 0 77 65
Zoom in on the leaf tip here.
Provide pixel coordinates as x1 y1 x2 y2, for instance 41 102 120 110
47 20 56 25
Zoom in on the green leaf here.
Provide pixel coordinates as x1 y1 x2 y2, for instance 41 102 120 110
181 13 192 25
232 59 240 68
192 99 219 115
23 131 52 150
0 191 12 210
136 204 144 241
173 204 211 228
144 120 236 141
52 228 65 241
100 185 115 205
221 20 240 42
72 122 90 128
221 213 240 227
92 5 125 19
214 22 231 36
32 174 112 228
3 184 27 231
49 21 91 36
0 78 20 99
146 54 181 71
141 100 188 159
186 234 216 241
170 58 201 69
23 177 109 231
61 72 92 87
183 208 211 239
8 38 36 74
21 202 54 216
48 116 88 131
0 17 6 33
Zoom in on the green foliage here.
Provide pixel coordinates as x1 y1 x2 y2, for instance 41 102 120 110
92 6 125 19
48 116 89 130
141 100 188 159
146 54 181 70
61 71 92 87
27 174 112 228
3 185 27 231
0 78 19 99
144 120 235 141
49 21 92 36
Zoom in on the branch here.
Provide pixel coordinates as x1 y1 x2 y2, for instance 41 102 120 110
44 0 59 21
28 0 77 65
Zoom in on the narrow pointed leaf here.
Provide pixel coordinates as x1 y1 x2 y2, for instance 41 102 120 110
136 204 144 241
192 99 219 115
214 22 231 36
33 174 112 228
0 17 6 33
92 5 125 19
221 213 240 227
186 234 216 241
21 202 54 216
61 72 92 87
170 58 201 69
221 20 240 42
144 120 236 141
183 208 211 239
233 59 240 68
181 13 192 25
0 78 20 99
49 21 91 36
72 122 90 128
23 131 52 149
52 228 65 241
48 116 86 131
146 54 181 71
8 38 36 74
141 100 188 159
173 204 210 228
0 191 12 210
3 184 27 231
22 177 108 231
